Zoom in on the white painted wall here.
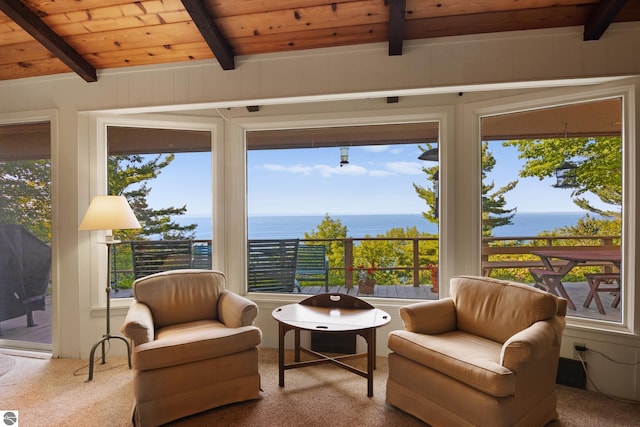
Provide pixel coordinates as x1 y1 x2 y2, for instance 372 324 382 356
0 24 639 399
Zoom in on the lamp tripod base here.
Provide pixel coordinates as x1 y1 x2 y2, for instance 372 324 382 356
87 333 132 381
87 273 132 382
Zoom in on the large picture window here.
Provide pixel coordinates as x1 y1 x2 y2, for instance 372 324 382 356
245 122 441 299
105 125 213 298
480 97 623 324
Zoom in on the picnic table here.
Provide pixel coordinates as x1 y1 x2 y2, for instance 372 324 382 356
529 247 621 310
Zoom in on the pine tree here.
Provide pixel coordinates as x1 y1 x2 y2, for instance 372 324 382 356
414 142 517 236
108 154 196 240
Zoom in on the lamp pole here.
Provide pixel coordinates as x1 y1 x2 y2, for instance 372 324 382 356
87 237 132 381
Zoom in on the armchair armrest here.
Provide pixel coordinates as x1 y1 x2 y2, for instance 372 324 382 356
500 320 557 371
120 301 155 347
218 290 258 328
400 298 456 335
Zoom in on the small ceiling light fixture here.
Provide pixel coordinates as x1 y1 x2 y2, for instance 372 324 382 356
418 147 438 161
553 123 579 189
340 147 349 167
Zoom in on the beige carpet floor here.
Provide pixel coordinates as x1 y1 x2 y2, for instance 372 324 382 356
0 349 639 426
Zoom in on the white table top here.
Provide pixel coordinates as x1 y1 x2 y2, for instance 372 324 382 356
272 303 390 332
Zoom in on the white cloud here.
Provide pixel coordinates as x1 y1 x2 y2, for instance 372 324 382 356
385 161 423 175
370 170 392 177
363 145 391 153
262 164 285 171
262 164 313 175
314 163 368 177
262 162 374 178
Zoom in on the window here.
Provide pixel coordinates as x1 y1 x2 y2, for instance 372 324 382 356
480 97 623 323
105 125 213 297
245 122 441 299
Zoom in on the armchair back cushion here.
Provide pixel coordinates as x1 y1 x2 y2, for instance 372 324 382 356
133 269 224 328
451 275 559 343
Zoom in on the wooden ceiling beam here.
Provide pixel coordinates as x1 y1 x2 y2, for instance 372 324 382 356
388 0 406 55
181 0 235 70
583 0 628 40
0 0 97 82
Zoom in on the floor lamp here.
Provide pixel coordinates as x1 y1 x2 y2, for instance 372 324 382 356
79 195 141 381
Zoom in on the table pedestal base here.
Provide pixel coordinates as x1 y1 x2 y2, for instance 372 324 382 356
278 322 377 397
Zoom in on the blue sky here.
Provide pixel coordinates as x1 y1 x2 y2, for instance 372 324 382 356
144 142 593 217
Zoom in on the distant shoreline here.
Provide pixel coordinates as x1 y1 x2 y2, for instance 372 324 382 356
241 211 586 217
176 212 592 240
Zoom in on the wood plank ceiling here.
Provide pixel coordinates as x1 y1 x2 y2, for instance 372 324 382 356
0 0 638 83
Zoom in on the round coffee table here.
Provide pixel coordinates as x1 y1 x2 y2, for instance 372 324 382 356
272 293 390 397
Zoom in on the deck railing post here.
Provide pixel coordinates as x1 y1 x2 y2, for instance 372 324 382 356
412 239 420 287
344 238 354 288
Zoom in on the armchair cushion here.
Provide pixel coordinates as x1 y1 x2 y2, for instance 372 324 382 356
133 320 261 371
388 330 515 397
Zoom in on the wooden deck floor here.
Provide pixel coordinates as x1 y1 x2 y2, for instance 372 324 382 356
0 282 621 346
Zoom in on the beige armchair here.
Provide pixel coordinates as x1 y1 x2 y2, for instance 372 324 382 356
387 275 567 427
120 269 262 426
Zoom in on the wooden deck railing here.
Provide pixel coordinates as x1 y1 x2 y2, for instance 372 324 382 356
299 237 438 288
482 235 619 277
109 235 620 289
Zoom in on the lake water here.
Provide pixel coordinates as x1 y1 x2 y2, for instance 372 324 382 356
177 212 590 240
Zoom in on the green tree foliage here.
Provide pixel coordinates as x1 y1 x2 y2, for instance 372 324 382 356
503 136 622 218
353 226 438 285
108 154 196 240
481 141 518 236
414 142 517 236
0 159 51 242
304 213 347 285
304 215 439 287
412 164 438 220
543 214 621 240
1 154 197 243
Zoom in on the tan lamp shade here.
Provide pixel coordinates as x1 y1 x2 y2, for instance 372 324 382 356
79 195 141 231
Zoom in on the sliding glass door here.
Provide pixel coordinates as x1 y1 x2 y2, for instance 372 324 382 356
0 121 52 349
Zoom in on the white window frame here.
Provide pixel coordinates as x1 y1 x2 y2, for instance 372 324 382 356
226 106 455 302
86 113 222 308
461 82 636 334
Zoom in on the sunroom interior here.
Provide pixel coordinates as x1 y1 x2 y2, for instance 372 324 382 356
0 20 639 403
